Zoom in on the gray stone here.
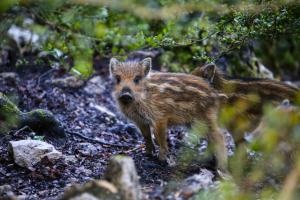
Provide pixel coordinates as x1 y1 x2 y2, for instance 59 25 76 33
51 76 84 88
104 155 141 200
70 193 98 200
75 166 93 176
176 169 214 199
0 185 17 200
64 155 78 164
77 143 98 157
8 25 39 46
62 180 119 200
9 140 62 170
0 50 9 65
0 72 19 86
84 76 105 95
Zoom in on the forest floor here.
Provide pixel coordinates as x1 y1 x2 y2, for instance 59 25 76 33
0 57 234 200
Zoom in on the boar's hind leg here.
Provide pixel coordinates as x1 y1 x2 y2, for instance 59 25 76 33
205 110 229 174
137 123 155 156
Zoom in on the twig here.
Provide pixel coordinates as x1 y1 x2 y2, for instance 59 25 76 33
123 144 145 154
211 35 249 62
79 157 86 165
37 68 57 87
66 130 130 148
13 125 34 136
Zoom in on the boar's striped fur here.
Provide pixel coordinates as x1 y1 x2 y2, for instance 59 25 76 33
110 58 228 173
192 63 299 142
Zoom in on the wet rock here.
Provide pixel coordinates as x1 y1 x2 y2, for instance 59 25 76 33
0 185 18 200
62 180 119 200
51 76 84 88
75 166 93 176
7 24 40 55
0 72 19 86
69 193 98 200
76 143 98 157
104 155 141 200
64 155 78 164
175 169 214 199
0 49 10 66
84 76 105 95
222 129 235 156
9 140 62 170
8 25 39 46
253 58 274 79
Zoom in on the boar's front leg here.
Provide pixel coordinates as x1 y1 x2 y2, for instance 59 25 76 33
137 123 155 156
152 120 169 161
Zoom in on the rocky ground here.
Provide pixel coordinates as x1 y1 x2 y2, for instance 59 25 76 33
0 59 234 200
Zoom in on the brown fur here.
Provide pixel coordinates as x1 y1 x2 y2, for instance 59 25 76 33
192 64 299 141
110 58 228 173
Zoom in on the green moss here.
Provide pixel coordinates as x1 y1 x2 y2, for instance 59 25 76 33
0 93 22 134
0 93 65 139
0 93 21 115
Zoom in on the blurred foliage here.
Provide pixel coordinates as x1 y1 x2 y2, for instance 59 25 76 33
0 0 300 78
179 101 300 200
1 0 300 199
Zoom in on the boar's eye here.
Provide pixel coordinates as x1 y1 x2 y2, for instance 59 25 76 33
115 75 121 84
133 75 142 84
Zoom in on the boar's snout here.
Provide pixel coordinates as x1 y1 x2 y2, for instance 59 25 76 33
118 87 134 104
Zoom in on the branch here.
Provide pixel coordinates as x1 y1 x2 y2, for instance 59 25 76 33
66 130 130 148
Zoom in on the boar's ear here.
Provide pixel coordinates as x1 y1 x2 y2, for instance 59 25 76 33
141 57 152 76
203 63 216 83
109 58 119 76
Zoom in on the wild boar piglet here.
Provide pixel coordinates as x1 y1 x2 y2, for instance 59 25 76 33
110 57 227 173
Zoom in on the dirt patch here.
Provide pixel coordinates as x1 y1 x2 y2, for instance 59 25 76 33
0 63 218 199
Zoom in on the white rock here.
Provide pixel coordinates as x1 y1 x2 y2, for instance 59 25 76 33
8 25 39 46
176 169 214 198
9 140 62 170
84 76 105 95
70 193 98 200
252 58 274 79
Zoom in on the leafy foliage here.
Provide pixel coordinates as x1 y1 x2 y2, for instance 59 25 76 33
1 0 300 77
1 0 300 199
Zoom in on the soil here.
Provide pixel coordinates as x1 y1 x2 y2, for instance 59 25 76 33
0 58 224 200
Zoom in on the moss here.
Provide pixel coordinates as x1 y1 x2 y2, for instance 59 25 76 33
0 93 66 140
0 93 22 134
0 93 21 115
